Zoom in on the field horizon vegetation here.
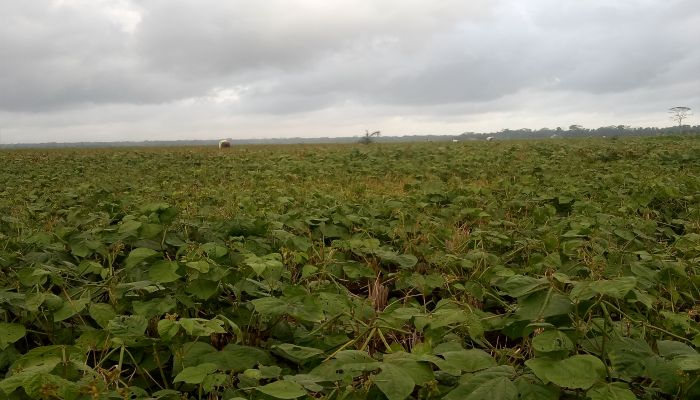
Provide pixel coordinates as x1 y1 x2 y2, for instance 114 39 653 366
1 136 699 399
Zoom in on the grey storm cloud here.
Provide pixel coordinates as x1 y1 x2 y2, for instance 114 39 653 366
0 0 698 142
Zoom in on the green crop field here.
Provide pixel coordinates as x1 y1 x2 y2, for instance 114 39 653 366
1 137 699 399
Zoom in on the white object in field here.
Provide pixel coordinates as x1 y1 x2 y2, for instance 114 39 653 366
219 139 231 148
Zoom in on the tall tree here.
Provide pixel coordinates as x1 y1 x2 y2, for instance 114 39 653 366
669 106 692 127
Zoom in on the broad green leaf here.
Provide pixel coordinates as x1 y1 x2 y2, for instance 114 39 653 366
532 330 574 355
89 303 116 328
24 293 45 312
173 362 218 384
201 243 228 259
118 219 142 234
435 349 496 375
23 373 79 399
425 306 467 330
674 355 700 371
372 363 415 400
107 315 148 337
177 342 218 369
374 250 418 269
526 355 605 389
125 247 159 268
383 353 435 385
343 262 375 279
516 291 572 321
186 260 210 273
0 323 26 350
283 374 325 391
516 378 559 400
607 337 654 378
301 264 318 278
500 275 548 298
149 261 181 283
216 345 274 371
587 382 636 400
656 340 697 358
0 364 61 395
444 366 517 400
251 297 288 316
179 318 225 336
186 279 219 299
53 297 89 322
157 319 180 340
133 296 177 317
273 344 324 363
257 380 307 399
459 377 516 400
589 277 637 299
202 373 227 391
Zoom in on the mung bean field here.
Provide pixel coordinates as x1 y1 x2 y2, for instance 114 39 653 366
1 137 699 399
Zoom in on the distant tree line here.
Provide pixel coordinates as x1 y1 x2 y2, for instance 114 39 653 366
458 124 700 141
2 125 699 149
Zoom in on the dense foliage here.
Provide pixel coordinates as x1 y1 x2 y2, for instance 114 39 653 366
0 137 699 399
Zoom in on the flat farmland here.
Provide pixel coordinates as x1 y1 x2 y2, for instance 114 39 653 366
1 137 699 399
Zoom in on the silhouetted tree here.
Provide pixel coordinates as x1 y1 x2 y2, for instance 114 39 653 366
669 106 692 127
359 130 381 144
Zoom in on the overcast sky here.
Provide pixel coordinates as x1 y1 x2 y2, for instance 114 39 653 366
1 0 698 143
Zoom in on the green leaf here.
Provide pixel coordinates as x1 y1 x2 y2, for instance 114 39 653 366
283 374 325 392
251 297 288 316
215 344 274 371
173 362 218 384
133 296 177 318
186 260 210 273
374 250 418 269
500 275 548 297
372 363 415 400
273 344 324 363
606 337 654 379
657 340 697 358
383 353 435 386
186 279 219 299
202 373 227 391
342 262 375 279
118 219 142 234
107 315 148 338
125 247 159 268
179 318 225 336
586 382 636 400
674 355 700 371
301 264 318 278
516 378 559 400
425 305 467 330
149 261 181 283
444 366 517 400
257 380 307 399
24 372 80 399
532 330 574 355
53 297 89 322
23 293 46 312
0 323 26 350
435 349 496 375
201 242 228 258
157 319 179 340
589 277 637 299
525 355 605 389
89 303 116 329
516 292 572 321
